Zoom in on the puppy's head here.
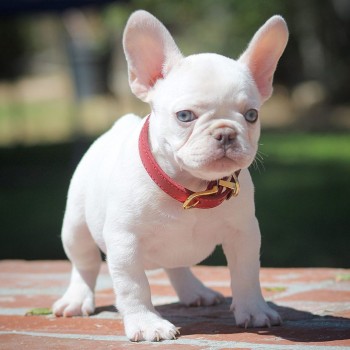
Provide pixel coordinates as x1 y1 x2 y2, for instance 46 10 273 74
123 10 288 181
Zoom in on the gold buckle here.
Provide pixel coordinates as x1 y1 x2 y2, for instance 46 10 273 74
182 173 240 209
183 186 219 209
219 172 240 198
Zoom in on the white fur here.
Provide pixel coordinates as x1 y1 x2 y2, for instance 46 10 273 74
53 10 288 342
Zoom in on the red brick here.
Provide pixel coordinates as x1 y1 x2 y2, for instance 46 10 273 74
0 315 124 335
0 260 70 274
0 295 57 309
0 334 113 350
0 260 111 275
277 289 350 302
191 266 231 282
260 268 344 284
0 334 205 350
0 275 66 289
150 284 177 297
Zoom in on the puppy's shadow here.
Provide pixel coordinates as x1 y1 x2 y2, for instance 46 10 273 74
94 298 350 343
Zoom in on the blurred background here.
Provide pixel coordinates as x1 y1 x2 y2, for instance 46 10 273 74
0 0 349 267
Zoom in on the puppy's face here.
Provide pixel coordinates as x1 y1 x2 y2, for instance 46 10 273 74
150 54 261 181
123 11 288 181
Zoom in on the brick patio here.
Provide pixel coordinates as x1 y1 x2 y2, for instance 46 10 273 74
0 260 349 349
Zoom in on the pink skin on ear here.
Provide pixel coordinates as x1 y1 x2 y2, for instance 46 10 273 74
123 10 183 102
238 15 289 102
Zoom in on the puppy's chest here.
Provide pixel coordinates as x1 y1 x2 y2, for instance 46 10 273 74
139 210 224 269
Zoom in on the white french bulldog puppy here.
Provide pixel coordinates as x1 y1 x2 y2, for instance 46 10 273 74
53 10 288 342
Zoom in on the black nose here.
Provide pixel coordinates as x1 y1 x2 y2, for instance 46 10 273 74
212 128 237 146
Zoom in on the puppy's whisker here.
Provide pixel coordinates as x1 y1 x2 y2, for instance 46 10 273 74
257 149 268 159
252 159 262 173
251 150 266 173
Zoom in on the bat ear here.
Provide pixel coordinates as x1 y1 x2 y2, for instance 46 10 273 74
123 10 183 102
239 15 289 101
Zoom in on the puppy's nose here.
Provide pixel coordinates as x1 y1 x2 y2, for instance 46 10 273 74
212 128 237 147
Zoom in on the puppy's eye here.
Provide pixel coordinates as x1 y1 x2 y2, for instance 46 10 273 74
176 110 196 123
244 109 259 123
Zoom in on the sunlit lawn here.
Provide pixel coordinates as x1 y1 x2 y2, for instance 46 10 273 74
254 133 350 267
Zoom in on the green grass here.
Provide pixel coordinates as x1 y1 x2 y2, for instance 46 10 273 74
255 133 350 267
259 133 350 162
1 133 349 267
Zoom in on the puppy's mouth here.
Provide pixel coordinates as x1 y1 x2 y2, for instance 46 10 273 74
204 149 247 171
177 147 253 180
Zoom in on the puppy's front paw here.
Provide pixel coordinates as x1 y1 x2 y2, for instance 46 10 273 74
232 299 282 328
124 312 179 342
53 287 95 317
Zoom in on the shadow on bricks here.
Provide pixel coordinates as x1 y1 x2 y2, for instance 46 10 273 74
94 298 350 343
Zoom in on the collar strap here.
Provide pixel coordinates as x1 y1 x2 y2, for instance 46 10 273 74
138 116 240 209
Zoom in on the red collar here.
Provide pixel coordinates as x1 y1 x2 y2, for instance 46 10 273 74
138 116 240 209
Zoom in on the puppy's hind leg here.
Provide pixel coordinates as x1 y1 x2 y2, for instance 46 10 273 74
53 217 101 317
166 267 224 307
